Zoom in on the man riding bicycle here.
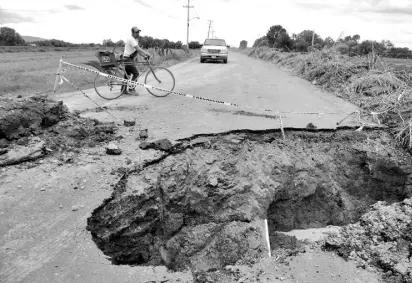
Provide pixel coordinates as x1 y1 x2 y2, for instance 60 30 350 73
123 26 152 94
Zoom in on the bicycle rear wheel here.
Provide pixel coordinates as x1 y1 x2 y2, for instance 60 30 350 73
94 69 126 100
144 67 175 97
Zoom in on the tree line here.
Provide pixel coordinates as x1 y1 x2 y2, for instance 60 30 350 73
248 25 412 59
0 26 196 49
102 37 187 49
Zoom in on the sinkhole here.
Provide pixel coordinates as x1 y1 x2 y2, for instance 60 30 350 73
87 129 412 272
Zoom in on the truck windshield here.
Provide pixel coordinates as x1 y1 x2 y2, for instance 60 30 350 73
204 39 226 46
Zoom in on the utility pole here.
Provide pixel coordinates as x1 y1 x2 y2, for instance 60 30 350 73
312 29 315 46
207 20 213 38
183 0 194 48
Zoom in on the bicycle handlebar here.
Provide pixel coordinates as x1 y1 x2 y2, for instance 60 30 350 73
113 44 152 59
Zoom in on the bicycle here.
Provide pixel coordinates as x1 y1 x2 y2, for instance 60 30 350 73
93 46 175 100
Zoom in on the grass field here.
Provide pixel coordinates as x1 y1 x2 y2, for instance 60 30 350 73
383 57 412 73
0 47 194 98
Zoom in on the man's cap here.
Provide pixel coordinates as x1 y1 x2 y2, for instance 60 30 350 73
132 26 141 32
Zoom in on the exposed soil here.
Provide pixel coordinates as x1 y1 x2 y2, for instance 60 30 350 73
0 97 118 166
325 199 412 282
0 96 68 140
86 128 412 279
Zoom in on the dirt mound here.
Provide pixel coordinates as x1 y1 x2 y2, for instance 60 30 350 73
40 116 117 151
325 199 412 282
0 96 118 152
0 96 68 140
87 129 412 273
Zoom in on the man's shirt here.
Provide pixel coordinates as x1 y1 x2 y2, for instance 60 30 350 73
124 36 139 57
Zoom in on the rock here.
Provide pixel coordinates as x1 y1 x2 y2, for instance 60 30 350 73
247 234 261 250
231 139 242 144
159 246 174 269
190 137 210 147
0 138 46 167
205 157 216 165
209 176 219 187
123 120 136 127
59 204 63 209
96 124 116 134
306 123 317 129
72 206 78 211
139 129 148 139
139 139 173 152
394 263 408 276
0 139 9 149
403 198 412 206
385 270 393 276
40 188 46 191
106 143 122 155
153 139 173 151
67 126 88 139
139 141 150 150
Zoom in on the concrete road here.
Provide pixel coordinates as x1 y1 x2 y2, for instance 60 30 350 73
54 51 360 141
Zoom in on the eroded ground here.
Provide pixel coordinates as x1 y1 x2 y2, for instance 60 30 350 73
1 52 412 283
87 129 412 282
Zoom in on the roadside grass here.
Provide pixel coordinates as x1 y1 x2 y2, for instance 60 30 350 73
0 50 97 97
383 57 412 73
239 47 412 148
0 48 197 98
0 46 92 53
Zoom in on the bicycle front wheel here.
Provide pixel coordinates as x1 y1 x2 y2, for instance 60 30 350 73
144 67 175 97
94 69 126 100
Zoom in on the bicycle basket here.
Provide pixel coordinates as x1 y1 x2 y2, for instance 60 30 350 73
95 51 116 68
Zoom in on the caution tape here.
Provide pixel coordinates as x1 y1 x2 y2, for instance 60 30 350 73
59 60 357 117
55 59 386 138
59 75 119 120
279 114 285 139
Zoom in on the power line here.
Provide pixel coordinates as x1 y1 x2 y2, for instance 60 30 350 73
193 6 201 18
133 0 152 9
1 8 56 12
132 0 179 20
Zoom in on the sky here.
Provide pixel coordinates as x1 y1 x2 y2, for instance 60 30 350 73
1 0 412 49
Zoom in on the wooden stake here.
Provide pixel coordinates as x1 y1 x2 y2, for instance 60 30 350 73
279 114 285 139
53 56 63 94
264 219 271 258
